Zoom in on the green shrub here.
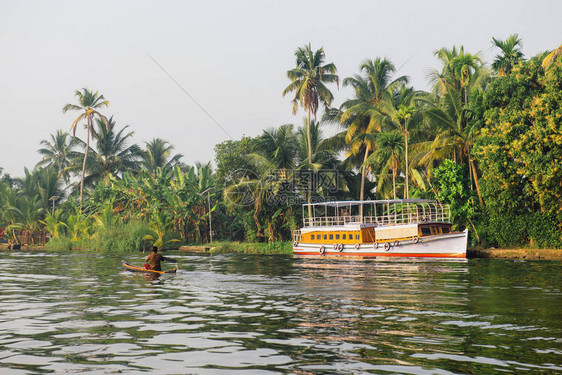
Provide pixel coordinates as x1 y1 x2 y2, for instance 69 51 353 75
121 221 154 252
44 220 154 252
86 220 153 252
479 211 562 249
44 236 74 251
527 212 562 248
210 241 293 255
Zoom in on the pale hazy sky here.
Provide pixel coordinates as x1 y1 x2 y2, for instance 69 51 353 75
1 0 560 176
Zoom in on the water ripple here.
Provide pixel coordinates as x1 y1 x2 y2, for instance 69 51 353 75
0 252 560 374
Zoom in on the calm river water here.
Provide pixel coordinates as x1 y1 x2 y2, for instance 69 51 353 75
0 251 561 374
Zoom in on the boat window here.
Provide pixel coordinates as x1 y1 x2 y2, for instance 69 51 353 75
421 227 431 236
311 234 315 240
343 234 347 240
442 227 450 233
329 234 333 240
335 234 340 240
355 234 360 240
323 234 327 240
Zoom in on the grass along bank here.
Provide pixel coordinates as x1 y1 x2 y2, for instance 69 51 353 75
43 221 155 252
179 241 293 255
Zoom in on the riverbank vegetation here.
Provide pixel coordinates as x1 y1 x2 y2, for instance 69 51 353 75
1 36 561 251
208 242 293 255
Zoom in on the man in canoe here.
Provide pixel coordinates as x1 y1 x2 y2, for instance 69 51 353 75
145 246 176 271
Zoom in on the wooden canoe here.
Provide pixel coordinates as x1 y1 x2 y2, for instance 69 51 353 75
122 260 177 274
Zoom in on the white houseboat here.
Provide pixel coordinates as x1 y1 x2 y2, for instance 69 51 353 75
293 199 468 258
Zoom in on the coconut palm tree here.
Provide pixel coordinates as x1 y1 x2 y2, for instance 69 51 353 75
40 210 66 240
140 138 183 173
37 130 78 183
142 212 179 249
62 213 92 242
0 185 22 243
296 119 340 168
283 44 338 217
425 46 487 205
62 89 109 207
379 86 425 198
224 125 299 240
16 197 44 244
0 169 18 189
450 52 485 105
34 167 65 214
296 119 347 202
17 167 64 214
192 163 216 243
283 44 339 165
340 58 408 207
422 89 484 205
257 125 297 173
491 34 524 75
368 132 404 199
2 184 44 245
71 116 141 188
248 125 299 238
430 46 487 104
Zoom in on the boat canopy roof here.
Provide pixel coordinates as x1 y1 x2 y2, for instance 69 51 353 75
301 199 451 227
304 199 437 208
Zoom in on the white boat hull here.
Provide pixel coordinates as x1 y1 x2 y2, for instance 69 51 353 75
293 229 468 258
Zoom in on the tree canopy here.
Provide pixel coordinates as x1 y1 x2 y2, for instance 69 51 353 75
1 38 560 250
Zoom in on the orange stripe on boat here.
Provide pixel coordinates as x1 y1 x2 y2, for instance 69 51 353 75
293 251 465 258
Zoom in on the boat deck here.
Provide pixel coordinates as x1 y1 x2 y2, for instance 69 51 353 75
302 199 450 228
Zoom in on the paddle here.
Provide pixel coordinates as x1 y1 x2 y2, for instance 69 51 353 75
163 256 177 263
166 256 179 272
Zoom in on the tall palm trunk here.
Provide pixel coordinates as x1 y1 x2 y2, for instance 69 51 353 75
404 129 409 199
306 107 313 219
195 222 201 244
307 107 313 165
468 155 474 190
392 160 397 200
254 195 262 238
359 144 371 221
267 221 275 242
11 230 19 245
470 158 484 206
79 116 91 210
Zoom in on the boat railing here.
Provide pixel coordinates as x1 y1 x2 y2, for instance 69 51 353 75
293 230 302 242
302 201 450 228
303 215 362 227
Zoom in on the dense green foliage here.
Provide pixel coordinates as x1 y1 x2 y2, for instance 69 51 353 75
432 160 474 231
477 55 562 217
473 53 562 248
44 220 152 252
1 37 560 250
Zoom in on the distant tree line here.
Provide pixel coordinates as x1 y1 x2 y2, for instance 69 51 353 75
0 36 560 250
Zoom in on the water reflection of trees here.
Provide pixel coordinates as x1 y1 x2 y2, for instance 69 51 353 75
4 253 560 374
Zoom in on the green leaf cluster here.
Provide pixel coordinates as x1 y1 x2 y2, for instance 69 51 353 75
476 55 562 221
